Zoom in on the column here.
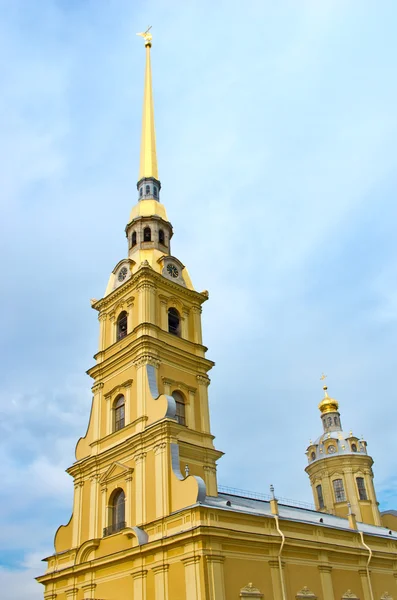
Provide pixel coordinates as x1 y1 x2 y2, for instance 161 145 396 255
268 560 283 600
153 564 169 600
181 308 189 339
131 569 147 600
98 312 107 352
187 390 196 430
100 486 108 535
125 473 133 527
203 465 218 496
44 591 57 600
81 583 96 599
154 443 168 518
196 375 211 434
109 311 116 344
365 469 382 525
182 556 202 600
89 474 100 539
65 588 78 600
345 469 361 520
134 452 147 525
359 569 373 600
206 555 226 600
72 481 84 548
191 305 203 345
318 565 334 600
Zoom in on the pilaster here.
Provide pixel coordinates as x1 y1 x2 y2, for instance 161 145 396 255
100 485 107 535
88 474 100 539
137 281 156 326
98 312 107 352
191 305 203 344
268 560 284 600
81 582 97 599
181 308 189 339
152 564 169 600
131 569 148 600
65 588 78 600
206 554 226 600
318 565 334 600
134 451 147 525
358 569 372 600
125 473 133 526
196 375 211 434
154 442 168 518
187 389 196 430
182 555 202 600
203 465 218 496
72 481 84 548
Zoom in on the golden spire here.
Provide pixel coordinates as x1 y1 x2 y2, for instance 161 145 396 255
318 375 339 415
136 26 159 181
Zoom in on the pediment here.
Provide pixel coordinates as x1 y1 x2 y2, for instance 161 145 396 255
100 461 133 485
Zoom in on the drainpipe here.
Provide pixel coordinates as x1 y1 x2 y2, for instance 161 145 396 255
270 485 287 600
358 531 374 600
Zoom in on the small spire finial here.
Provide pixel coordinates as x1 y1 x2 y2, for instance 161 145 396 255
137 25 153 47
320 373 328 392
270 484 275 499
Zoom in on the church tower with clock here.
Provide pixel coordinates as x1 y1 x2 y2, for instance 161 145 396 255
38 31 397 600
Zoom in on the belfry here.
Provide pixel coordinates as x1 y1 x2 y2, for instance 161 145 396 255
38 32 397 600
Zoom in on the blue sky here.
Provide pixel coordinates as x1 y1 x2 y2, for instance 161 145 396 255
1 1 397 597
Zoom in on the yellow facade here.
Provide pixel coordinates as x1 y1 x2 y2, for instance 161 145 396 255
38 36 397 600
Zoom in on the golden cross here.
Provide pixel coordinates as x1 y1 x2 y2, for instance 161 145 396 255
320 373 327 382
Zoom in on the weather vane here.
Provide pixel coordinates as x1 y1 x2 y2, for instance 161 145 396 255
137 25 153 47
320 373 327 382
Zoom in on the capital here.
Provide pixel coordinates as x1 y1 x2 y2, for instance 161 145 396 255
196 374 210 386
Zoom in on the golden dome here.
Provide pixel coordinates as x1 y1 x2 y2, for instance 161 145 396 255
318 386 339 415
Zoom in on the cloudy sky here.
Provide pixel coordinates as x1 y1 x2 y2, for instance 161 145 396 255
1 0 397 597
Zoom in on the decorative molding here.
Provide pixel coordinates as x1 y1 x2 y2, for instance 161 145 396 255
134 452 147 463
205 554 225 564
318 565 332 574
91 382 104 394
122 526 148 545
99 461 133 485
381 594 393 600
240 582 264 598
182 555 201 566
98 312 107 322
296 586 317 599
133 354 160 368
342 591 359 599
153 442 167 455
152 563 170 574
104 379 133 400
196 374 210 386
131 569 148 580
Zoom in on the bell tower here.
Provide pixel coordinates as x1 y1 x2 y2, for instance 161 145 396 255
305 382 381 526
39 29 223 594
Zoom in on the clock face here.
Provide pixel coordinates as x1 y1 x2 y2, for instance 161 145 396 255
167 264 179 278
118 267 128 282
328 445 336 454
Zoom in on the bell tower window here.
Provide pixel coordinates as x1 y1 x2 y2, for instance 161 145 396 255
139 187 143 197
153 185 158 197
114 395 125 431
131 231 137 247
316 484 324 509
356 477 368 500
168 307 180 336
117 311 128 340
143 227 151 242
172 391 186 426
333 478 346 503
104 488 125 536
145 184 150 195
159 229 165 245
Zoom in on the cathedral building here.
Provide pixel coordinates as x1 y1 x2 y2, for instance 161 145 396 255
38 31 397 600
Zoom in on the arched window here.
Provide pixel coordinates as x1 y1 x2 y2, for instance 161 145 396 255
310 451 316 461
153 186 158 197
104 488 125 536
334 416 338 426
333 478 346 503
172 391 186 426
131 231 137 247
356 477 368 500
117 311 128 340
327 416 332 426
114 395 125 431
351 443 357 452
168 307 180 336
139 187 143 197
159 229 165 245
143 227 151 242
145 184 150 195
316 484 325 509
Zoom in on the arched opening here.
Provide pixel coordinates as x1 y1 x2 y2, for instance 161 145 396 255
334 416 338 426
310 451 316 461
145 184 150 195
356 477 368 500
116 311 128 340
114 395 125 432
332 478 346 503
153 185 158 198
139 187 143 197
172 391 186 426
159 229 165 245
168 307 180 336
351 443 357 452
131 231 137 247
143 227 151 242
104 488 126 536
316 484 324 509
